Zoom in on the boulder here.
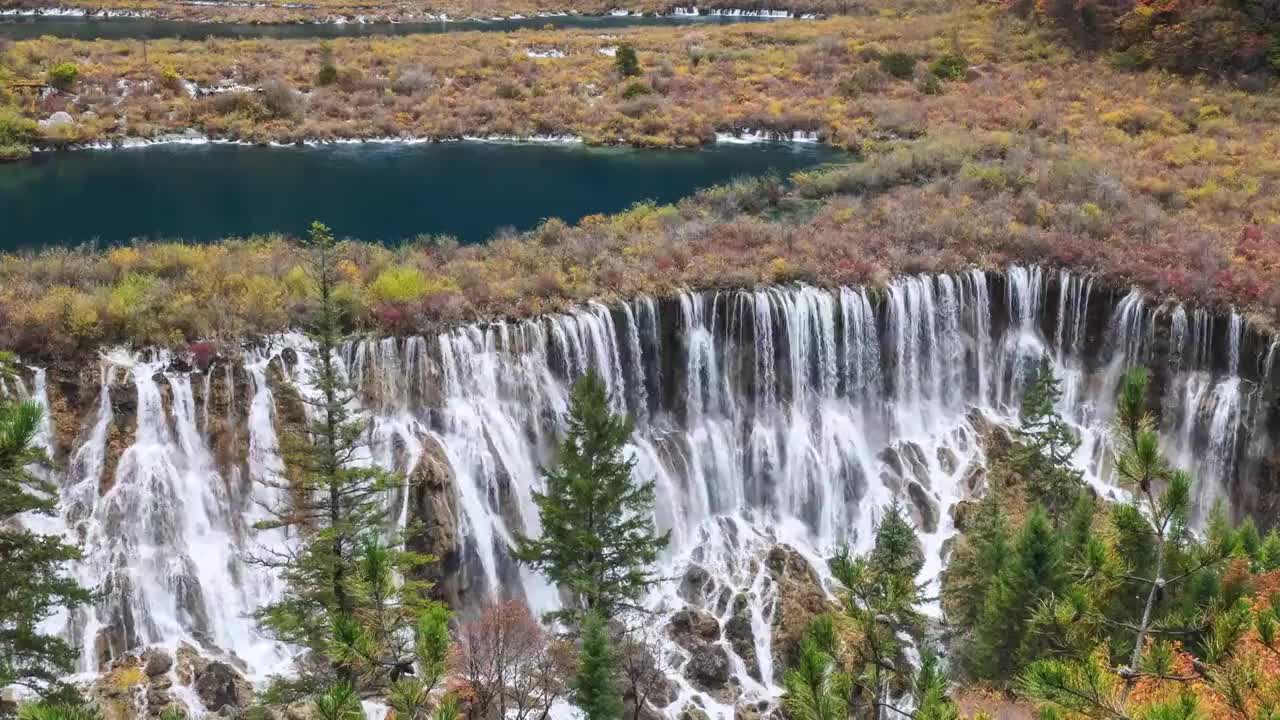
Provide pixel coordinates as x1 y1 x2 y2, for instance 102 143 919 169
936 446 959 475
734 700 778 720
677 704 710 720
668 609 720 651
950 499 978 533
38 111 74 130
906 481 939 534
724 596 760 681
679 564 713 604
684 643 730 692
144 649 174 677
193 661 252 713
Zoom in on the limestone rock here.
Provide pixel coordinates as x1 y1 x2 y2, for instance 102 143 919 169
668 608 720 651
907 480 939 533
406 435 463 605
684 642 730 692
679 564 713 604
724 596 759 681
765 545 832 669
193 661 252 713
144 649 174 677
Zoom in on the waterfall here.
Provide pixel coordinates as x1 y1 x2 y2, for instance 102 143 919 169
14 266 1277 718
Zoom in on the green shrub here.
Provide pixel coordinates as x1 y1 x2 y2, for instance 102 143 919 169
18 702 101 720
316 42 338 86
879 51 915 79
621 81 653 99
929 53 968 81
46 63 80 91
1108 47 1150 71
614 44 641 77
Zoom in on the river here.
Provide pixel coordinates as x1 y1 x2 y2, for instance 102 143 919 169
0 139 839 248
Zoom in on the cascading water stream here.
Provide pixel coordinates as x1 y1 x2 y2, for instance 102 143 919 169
10 266 1274 718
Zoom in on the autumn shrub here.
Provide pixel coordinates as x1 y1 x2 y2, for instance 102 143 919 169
620 81 653 99
837 63 889 96
206 91 268 120
0 108 37 160
261 78 304 119
915 71 944 94
879 51 916 79
391 67 434 95
46 62 79 91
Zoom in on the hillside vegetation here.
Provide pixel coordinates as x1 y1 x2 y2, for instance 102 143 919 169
2 122 1279 359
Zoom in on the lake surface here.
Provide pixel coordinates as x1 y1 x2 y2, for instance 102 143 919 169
0 12 780 40
0 141 839 248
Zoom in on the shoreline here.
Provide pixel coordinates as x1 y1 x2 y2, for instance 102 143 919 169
18 128 827 156
0 5 818 25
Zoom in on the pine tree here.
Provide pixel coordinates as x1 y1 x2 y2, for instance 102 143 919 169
782 617 847 720
514 373 669 625
786 504 959 720
1018 367 1252 718
971 505 1066 683
0 354 92 704
1014 358 1084 516
252 223 443 703
1258 529 1280 572
574 612 623 720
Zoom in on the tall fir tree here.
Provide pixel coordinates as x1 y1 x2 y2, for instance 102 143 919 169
971 505 1066 683
514 373 669 625
574 612 623 720
1014 358 1085 517
0 353 92 706
252 224 445 705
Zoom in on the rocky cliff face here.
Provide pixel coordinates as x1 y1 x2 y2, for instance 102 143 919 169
6 266 1279 719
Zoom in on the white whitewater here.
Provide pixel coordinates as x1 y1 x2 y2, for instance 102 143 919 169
8 266 1269 717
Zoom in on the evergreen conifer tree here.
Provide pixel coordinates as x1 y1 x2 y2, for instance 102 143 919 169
1014 359 1085 516
514 373 669 625
0 354 92 705
613 45 640 77
252 224 446 705
786 504 960 720
971 505 1065 683
574 612 623 720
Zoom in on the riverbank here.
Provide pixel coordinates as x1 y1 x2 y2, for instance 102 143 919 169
1 138 839 246
2 14 973 154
